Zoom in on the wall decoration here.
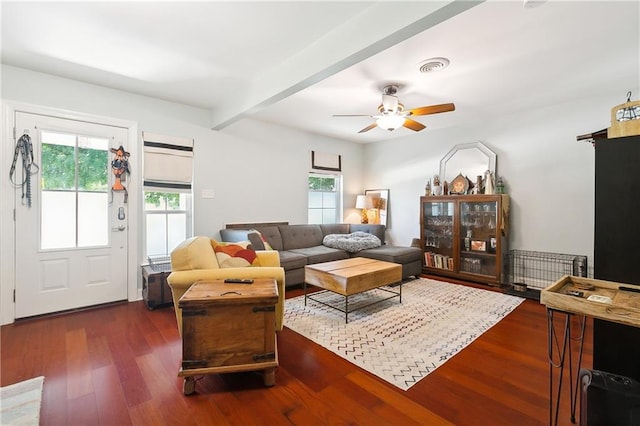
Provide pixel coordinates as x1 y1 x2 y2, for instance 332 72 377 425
111 145 131 202
364 189 389 227
439 141 497 186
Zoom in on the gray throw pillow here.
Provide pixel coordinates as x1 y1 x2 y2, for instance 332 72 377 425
247 231 266 251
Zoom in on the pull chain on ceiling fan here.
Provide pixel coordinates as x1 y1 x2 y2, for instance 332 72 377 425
333 85 455 133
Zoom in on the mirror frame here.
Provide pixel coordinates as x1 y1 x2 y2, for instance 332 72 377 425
439 141 497 186
364 189 389 227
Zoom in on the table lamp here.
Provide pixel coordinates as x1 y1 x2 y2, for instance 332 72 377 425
355 195 373 224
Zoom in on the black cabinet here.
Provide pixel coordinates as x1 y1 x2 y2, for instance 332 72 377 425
593 135 640 381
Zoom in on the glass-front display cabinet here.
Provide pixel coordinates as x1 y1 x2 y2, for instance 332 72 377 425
420 195 509 286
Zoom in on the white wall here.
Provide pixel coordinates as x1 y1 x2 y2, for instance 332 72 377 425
211 119 364 233
364 90 640 266
0 65 363 324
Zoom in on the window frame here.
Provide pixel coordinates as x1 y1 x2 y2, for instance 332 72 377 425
39 131 111 250
308 172 343 224
143 191 193 259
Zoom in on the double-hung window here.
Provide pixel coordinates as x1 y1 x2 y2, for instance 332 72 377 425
308 172 342 224
142 132 194 258
144 192 192 257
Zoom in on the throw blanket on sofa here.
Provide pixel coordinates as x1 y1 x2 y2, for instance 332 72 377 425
323 232 382 253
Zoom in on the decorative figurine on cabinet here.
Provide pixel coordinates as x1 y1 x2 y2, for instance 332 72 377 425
484 170 495 195
472 175 483 195
496 176 505 194
433 175 442 196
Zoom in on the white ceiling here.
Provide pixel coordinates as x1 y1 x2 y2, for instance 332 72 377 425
2 1 639 143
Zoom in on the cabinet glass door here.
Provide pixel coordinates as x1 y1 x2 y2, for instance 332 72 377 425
422 201 455 270
459 200 498 277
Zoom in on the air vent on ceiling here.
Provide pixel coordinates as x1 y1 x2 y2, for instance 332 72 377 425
418 57 450 74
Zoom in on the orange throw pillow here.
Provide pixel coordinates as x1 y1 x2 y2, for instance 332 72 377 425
211 240 261 268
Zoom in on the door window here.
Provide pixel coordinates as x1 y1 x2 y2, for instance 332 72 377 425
40 131 109 250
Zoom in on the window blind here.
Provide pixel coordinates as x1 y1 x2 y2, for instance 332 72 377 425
311 150 341 172
143 131 193 193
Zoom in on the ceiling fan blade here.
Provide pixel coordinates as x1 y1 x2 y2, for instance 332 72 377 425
358 123 378 133
403 118 426 132
406 103 455 116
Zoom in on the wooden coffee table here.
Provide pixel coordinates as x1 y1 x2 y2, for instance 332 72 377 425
304 257 402 322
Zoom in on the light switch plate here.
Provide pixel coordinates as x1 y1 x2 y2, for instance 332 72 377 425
201 189 215 199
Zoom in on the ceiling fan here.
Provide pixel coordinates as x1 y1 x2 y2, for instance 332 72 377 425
333 85 455 133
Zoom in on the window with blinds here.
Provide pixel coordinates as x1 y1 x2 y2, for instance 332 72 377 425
142 132 194 257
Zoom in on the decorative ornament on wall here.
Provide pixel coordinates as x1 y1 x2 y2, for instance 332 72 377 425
111 145 131 202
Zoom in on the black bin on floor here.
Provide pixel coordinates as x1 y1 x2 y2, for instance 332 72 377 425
580 369 640 426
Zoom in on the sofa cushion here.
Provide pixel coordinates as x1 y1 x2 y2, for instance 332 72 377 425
219 228 251 242
211 240 261 268
289 246 349 264
323 232 382 253
350 224 386 244
278 224 324 250
320 223 350 236
278 250 308 271
256 226 284 251
170 236 219 271
358 245 422 264
248 230 273 251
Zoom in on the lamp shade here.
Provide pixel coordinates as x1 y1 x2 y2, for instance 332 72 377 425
355 195 374 209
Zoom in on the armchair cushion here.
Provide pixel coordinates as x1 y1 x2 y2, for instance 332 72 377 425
170 236 219 271
211 240 261 268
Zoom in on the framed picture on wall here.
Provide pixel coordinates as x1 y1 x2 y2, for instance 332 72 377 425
364 189 389 227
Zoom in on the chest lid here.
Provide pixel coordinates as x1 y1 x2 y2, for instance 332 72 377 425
179 279 278 308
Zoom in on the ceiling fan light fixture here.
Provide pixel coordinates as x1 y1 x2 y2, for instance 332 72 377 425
376 114 406 131
418 57 450 74
381 93 399 112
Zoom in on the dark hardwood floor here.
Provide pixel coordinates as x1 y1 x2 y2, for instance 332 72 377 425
1 278 592 425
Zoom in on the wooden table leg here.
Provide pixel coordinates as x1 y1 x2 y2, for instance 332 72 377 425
264 368 276 387
183 376 196 395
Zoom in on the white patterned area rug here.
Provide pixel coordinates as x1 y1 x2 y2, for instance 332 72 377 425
0 376 44 425
285 279 524 390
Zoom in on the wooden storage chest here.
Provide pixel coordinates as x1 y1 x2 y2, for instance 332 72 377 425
141 265 173 310
178 279 279 395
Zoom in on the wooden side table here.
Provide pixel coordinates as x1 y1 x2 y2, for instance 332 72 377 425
177 279 279 395
540 275 640 425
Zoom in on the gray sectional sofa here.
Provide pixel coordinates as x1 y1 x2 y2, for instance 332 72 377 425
219 223 422 288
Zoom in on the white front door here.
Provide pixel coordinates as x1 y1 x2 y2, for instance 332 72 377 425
14 111 129 318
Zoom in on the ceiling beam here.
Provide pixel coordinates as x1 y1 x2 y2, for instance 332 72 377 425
210 0 484 130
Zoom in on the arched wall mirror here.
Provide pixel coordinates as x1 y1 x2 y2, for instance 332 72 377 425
439 142 497 185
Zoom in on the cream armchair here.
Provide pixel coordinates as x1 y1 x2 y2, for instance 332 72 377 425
167 236 286 334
